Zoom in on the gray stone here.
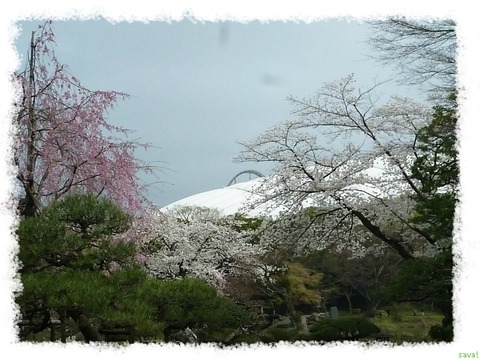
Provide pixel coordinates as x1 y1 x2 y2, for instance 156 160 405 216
330 306 339 319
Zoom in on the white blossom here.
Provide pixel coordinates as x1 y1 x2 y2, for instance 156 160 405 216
236 75 438 259
142 206 264 290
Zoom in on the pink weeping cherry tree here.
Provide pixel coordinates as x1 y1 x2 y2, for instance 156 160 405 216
13 21 154 217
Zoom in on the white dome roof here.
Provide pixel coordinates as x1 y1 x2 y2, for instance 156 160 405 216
161 158 406 218
161 177 282 217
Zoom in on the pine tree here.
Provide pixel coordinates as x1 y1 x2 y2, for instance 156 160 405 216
16 194 162 342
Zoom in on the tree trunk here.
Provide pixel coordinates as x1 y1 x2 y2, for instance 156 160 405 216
366 298 383 317
278 289 308 333
351 210 414 260
366 304 378 317
78 322 100 342
19 194 37 218
19 31 40 219
50 323 56 342
344 287 353 314
68 311 100 342
59 309 67 343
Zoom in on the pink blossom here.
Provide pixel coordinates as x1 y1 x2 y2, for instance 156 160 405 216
14 21 154 217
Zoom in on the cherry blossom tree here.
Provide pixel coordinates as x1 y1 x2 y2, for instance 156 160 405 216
143 206 263 290
13 21 152 217
236 74 439 260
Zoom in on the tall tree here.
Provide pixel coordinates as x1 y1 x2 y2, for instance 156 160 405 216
387 98 458 341
236 74 435 260
368 18 457 340
410 96 458 247
13 21 152 217
337 249 401 316
270 261 323 333
368 17 456 103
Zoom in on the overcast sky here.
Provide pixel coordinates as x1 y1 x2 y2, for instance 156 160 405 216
13 19 425 207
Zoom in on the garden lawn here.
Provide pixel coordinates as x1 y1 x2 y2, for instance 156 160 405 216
370 304 444 344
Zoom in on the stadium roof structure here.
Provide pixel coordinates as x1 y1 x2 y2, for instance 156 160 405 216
161 176 281 217
161 157 404 218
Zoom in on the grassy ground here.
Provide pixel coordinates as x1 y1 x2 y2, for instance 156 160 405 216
253 304 445 345
369 303 444 344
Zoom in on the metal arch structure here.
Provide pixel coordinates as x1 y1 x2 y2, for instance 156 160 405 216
227 170 265 186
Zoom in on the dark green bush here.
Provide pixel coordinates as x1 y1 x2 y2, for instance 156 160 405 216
151 277 249 342
309 318 380 341
262 327 297 342
228 333 263 345
429 324 453 342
